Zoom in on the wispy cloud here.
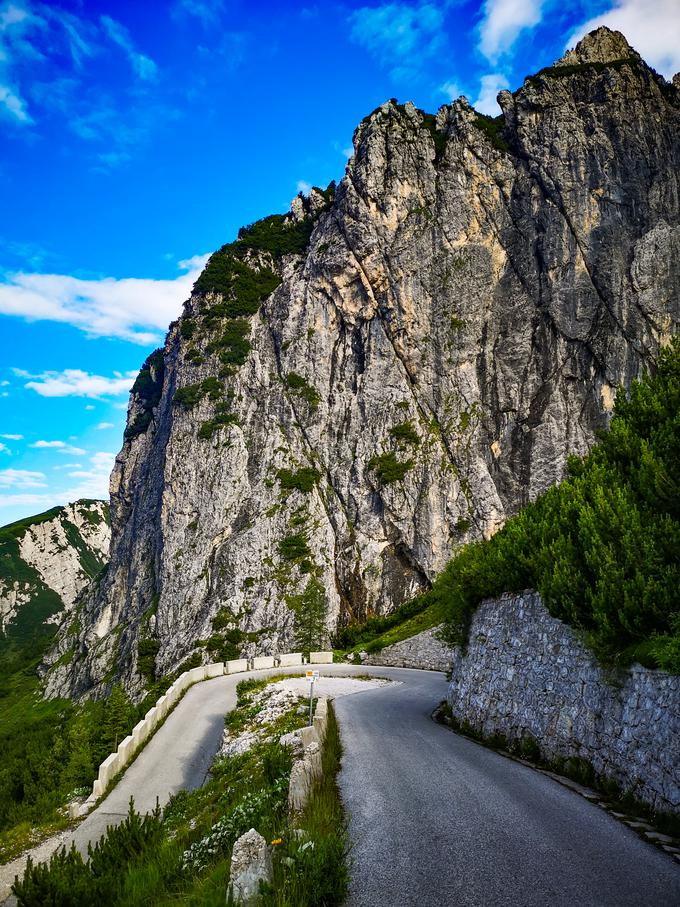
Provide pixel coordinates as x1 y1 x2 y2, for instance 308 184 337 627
296 180 312 194
29 438 87 454
349 2 446 80
16 369 137 399
440 79 461 102
0 254 208 343
0 433 22 440
478 0 546 64
96 422 115 430
566 0 680 79
172 0 225 26
100 14 158 82
473 72 510 114
0 453 114 511
0 468 46 488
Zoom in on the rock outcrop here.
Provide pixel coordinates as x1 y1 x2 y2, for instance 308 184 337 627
47 28 680 699
0 500 110 636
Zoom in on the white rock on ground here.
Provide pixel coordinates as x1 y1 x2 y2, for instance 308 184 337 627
228 828 273 905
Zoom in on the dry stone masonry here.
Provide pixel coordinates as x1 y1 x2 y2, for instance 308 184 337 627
46 28 680 699
363 626 453 672
446 592 680 814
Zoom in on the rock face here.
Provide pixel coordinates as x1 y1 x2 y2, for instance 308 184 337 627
47 28 680 699
446 591 680 815
0 501 110 636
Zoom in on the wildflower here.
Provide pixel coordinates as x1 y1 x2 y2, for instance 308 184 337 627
271 837 283 845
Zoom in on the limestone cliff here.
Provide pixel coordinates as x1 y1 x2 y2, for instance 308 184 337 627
46 28 680 698
0 500 110 640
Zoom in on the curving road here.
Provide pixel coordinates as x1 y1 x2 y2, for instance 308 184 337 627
3 664 678 906
334 668 680 907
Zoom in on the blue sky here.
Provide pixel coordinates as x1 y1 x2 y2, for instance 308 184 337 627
1 0 679 525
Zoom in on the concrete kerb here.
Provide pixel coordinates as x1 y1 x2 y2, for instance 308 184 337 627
81 653 324 816
288 696 330 813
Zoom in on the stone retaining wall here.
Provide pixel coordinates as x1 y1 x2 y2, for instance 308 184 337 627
364 626 453 672
447 592 680 815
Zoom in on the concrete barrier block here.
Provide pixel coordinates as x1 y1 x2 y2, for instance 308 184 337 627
315 696 328 715
92 779 104 799
313 715 327 740
117 735 134 764
188 666 207 684
252 656 276 670
301 725 320 748
155 694 169 718
205 662 224 679
97 752 118 788
309 651 333 664
226 658 249 674
278 652 303 666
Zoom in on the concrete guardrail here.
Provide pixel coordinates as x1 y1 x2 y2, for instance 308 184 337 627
74 651 334 816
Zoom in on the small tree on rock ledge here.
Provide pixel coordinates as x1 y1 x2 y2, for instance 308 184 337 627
287 577 328 655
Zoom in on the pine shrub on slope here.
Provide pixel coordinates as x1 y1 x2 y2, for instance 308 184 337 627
430 337 680 671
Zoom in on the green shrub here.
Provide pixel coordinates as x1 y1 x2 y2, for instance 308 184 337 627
137 638 160 681
173 383 203 408
429 338 680 670
277 533 312 562
368 451 414 485
285 373 321 410
276 467 321 493
125 349 165 440
198 405 239 440
389 421 420 446
471 114 509 153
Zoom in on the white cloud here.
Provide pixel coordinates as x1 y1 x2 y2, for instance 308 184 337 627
296 180 312 194
474 72 510 114
441 79 461 102
342 145 354 159
0 442 9 453
172 0 225 25
0 468 46 488
0 452 113 513
478 0 545 63
566 0 680 79
1 433 22 439
63 451 114 498
100 14 158 82
349 2 446 80
30 438 86 454
16 368 137 399
96 421 115 430
85 404 95 411
0 82 32 122
0 254 207 343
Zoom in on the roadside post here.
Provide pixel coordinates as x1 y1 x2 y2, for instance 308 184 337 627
306 670 319 726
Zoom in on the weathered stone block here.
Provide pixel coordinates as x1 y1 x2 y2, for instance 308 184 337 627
226 658 249 674
228 828 273 905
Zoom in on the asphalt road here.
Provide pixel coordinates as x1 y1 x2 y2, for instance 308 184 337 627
8 663 676 906
335 668 680 907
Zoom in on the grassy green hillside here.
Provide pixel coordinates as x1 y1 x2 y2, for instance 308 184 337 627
337 338 680 673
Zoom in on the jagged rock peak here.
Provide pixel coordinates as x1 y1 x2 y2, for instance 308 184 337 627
558 26 641 68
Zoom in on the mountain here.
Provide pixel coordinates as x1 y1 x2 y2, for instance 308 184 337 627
46 28 680 699
0 500 110 673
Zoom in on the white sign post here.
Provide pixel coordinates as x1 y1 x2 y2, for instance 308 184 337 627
306 670 319 726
